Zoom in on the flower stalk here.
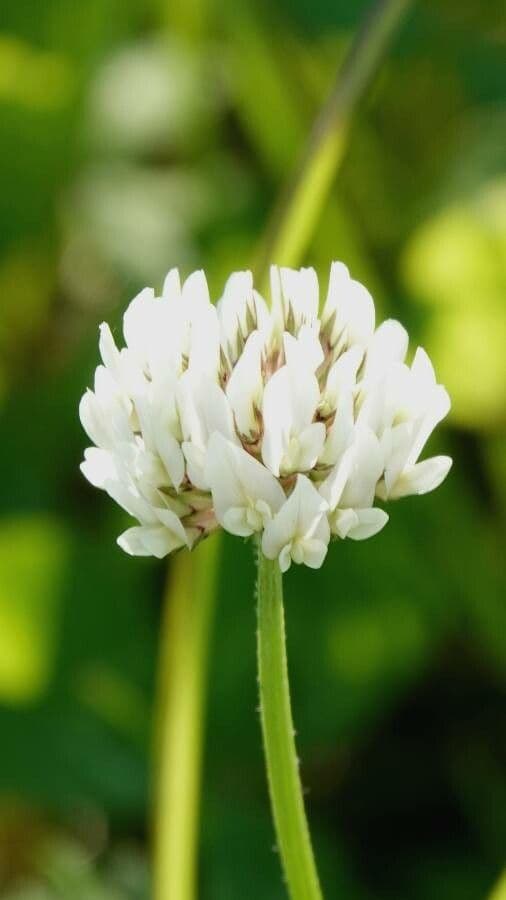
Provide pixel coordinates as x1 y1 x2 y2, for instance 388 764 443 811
256 542 322 900
154 535 220 900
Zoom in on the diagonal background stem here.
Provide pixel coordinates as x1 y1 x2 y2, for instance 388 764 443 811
254 0 413 285
489 871 506 900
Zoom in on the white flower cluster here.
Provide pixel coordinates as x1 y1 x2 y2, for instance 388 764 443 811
80 263 452 572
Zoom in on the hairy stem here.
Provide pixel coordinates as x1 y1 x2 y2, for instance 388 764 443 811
256 546 322 900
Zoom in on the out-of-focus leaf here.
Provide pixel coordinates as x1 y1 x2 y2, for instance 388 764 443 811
0 37 75 111
0 516 67 703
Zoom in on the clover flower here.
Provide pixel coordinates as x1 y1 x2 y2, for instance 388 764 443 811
80 262 452 571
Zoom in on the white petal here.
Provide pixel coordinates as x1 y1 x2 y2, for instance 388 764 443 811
261 364 320 476
134 452 171 500
81 448 118 488
262 479 303 559
188 302 220 379
291 422 326 473
405 385 451 467
299 537 329 569
226 330 265 438
123 287 157 363
182 269 210 316
269 265 285 337
117 527 154 557
79 390 108 447
80 372 132 449
132 378 185 489
283 326 323 372
340 428 384 508
154 507 190 546
117 523 186 558
320 450 351 511
279 266 319 330
279 544 292 573
182 442 208 491
217 270 257 358
319 392 355 467
222 507 254 537
178 372 237 451
363 319 408 379
123 275 198 380
99 323 122 376
162 268 181 301
388 455 452 499
332 508 359 538
411 346 436 388
347 507 389 540
382 421 415 495
154 426 185 490
323 345 363 412
323 261 375 347
261 367 292 476
105 479 158 524
380 377 451 492
262 475 328 563
206 433 285 534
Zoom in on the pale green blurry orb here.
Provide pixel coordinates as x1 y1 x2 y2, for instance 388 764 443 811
87 37 221 154
402 177 506 430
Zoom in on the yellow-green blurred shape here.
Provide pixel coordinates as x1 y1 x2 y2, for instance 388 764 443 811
427 308 506 429
163 0 209 40
489 871 506 900
0 36 74 110
401 178 506 429
0 517 67 703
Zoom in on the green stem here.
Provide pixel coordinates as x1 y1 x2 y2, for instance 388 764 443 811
154 535 220 900
256 545 323 900
254 0 413 285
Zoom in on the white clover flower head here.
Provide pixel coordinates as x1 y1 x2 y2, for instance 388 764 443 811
80 262 452 571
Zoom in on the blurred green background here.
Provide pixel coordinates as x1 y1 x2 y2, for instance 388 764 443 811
0 0 505 897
